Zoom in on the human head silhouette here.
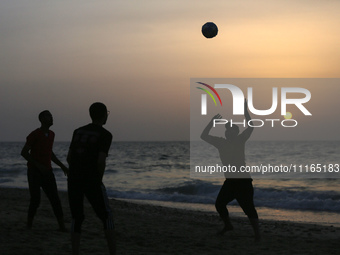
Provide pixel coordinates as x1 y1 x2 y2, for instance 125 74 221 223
39 110 53 127
89 102 108 125
225 123 239 139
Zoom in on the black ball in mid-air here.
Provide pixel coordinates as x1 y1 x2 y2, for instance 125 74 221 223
202 22 218 38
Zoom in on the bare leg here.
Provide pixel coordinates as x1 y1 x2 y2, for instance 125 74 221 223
217 216 234 235
105 229 116 255
27 216 34 230
249 218 261 242
215 180 235 235
71 232 81 255
57 217 67 232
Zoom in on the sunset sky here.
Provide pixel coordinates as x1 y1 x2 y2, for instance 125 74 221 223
1 0 339 141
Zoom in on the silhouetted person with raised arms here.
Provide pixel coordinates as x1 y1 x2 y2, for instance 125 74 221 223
21 110 68 231
201 99 260 242
67 102 116 255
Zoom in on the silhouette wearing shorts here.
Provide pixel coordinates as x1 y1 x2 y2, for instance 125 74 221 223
67 102 116 255
201 99 260 241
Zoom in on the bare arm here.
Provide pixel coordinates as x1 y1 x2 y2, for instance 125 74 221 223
51 152 69 176
244 99 252 123
21 144 48 173
241 99 254 140
66 149 72 165
21 144 37 166
97 152 107 181
201 114 222 143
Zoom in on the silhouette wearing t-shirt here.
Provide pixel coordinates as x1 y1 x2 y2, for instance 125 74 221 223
21 110 68 231
67 102 116 255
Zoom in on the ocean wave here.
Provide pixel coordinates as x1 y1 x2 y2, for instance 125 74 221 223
0 178 13 184
159 154 169 160
107 189 215 204
107 181 340 213
157 180 218 196
254 188 340 212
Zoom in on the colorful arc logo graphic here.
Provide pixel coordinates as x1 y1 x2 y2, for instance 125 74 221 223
196 82 222 106
196 82 223 115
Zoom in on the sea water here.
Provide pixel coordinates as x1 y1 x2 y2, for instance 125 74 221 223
0 141 339 226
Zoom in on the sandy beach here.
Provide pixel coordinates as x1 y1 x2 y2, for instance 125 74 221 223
0 187 339 255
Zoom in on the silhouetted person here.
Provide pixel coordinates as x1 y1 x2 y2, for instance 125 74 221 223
67 102 116 255
201 99 260 242
21 110 68 231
